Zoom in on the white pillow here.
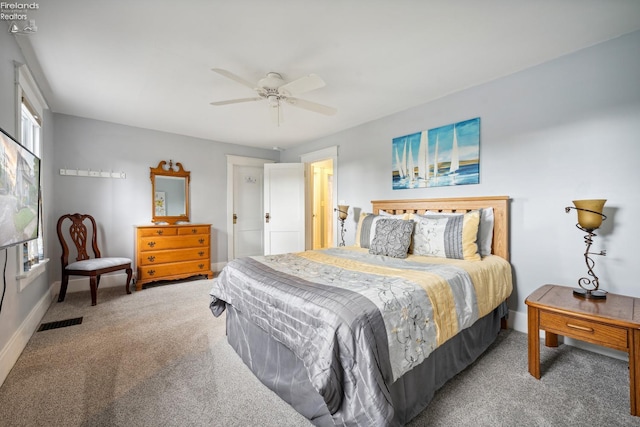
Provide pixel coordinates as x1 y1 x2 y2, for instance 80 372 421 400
425 208 494 257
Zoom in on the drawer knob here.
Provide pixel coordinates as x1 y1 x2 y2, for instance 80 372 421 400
198 251 204 257
156 230 163 235
566 323 594 333
147 241 156 248
199 238 205 244
147 256 156 262
192 228 197 233
147 269 156 276
198 264 204 269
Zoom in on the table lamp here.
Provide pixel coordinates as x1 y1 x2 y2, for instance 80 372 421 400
334 203 349 247
565 199 607 299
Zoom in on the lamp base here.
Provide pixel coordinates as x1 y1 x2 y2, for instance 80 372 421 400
573 288 607 299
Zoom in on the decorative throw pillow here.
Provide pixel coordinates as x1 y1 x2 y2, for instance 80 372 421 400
368 218 415 258
355 212 408 248
412 210 481 261
425 208 494 257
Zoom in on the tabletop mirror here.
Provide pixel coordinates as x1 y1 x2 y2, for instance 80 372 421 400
150 160 190 224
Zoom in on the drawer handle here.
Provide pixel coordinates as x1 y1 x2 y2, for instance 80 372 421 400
192 228 197 234
156 230 163 235
198 251 204 257
147 241 156 248
566 323 594 333
147 256 156 262
199 238 205 244
147 269 156 276
198 264 205 269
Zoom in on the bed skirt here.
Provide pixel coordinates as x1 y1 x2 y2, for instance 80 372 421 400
225 301 508 426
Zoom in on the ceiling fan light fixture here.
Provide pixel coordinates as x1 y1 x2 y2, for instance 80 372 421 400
267 94 280 107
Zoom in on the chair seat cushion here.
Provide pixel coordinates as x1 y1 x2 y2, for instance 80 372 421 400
66 257 131 271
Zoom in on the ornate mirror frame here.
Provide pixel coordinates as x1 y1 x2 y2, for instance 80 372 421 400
150 160 190 224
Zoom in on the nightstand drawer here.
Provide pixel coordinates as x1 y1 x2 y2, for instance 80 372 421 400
540 310 628 351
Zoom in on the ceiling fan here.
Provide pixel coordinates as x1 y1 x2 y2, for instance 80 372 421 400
210 68 337 125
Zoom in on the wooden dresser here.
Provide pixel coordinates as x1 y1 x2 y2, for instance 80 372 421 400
135 224 213 290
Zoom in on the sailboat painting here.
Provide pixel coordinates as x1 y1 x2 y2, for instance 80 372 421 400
392 117 480 189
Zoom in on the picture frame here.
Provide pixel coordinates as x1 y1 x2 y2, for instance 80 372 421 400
392 117 480 189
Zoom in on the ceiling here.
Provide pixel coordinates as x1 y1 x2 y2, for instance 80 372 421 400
11 1 640 150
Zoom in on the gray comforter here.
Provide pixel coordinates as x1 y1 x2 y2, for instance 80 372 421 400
209 248 512 426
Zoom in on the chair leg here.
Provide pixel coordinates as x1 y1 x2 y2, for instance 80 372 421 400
58 273 69 302
89 276 98 306
125 268 132 294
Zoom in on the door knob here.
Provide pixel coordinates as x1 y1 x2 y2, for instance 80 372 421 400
233 213 237 224
265 213 270 223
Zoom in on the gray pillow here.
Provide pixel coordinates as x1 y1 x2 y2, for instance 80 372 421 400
369 218 414 258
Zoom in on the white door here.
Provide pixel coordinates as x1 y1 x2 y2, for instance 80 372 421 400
264 163 305 255
233 165 264 258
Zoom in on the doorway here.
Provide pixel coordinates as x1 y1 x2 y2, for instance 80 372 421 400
227 147 339 262
301 146 339 251
310 159 334 249
226 155 274 261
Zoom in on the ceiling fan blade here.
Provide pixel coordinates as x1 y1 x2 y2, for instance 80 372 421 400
211 68 257 90
286 97 337 116
278 74 326 96
210 97 262 106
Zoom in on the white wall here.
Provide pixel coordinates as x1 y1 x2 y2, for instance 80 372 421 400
283 31 640 333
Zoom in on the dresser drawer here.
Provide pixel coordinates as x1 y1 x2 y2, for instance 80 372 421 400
539 310 628 351
139 234 210 251
138 260 211 281
177 226 210 235
139 248 209 265
137 227 178 237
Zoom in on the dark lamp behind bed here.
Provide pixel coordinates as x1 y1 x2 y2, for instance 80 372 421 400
565 199 607 299
334 204 349 247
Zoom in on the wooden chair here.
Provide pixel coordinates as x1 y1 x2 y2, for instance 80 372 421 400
57 213 132 306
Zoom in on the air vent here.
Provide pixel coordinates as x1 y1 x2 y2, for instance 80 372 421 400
37 317 83 332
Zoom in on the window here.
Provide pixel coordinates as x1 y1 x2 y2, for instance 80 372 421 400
16 64 47 280
20 100 42 269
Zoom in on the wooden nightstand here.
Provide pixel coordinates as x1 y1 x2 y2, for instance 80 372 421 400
526 284 640 416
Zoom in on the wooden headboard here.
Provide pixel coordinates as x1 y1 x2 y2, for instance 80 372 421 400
371 196 510 261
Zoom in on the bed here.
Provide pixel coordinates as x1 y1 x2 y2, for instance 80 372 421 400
210 196 512 426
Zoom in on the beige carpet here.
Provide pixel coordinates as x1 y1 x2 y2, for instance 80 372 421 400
0 279 311 427
2 279 640 426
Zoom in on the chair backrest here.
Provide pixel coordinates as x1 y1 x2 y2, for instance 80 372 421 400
57 213 102 268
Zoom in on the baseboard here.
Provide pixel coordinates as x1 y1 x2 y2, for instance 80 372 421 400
212 261 226 273
508 308 627 362
0 285 55 386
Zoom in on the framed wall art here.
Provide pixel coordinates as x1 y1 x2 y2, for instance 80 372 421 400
392 117 480 189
